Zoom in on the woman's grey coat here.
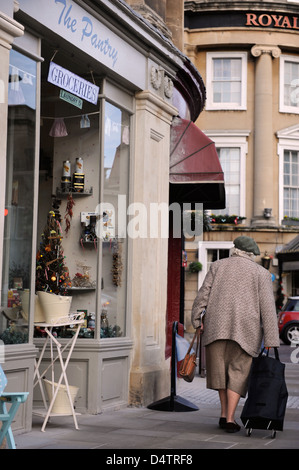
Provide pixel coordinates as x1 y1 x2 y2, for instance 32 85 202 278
191 250 280 357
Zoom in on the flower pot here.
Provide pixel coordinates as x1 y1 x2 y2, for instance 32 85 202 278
20 291 46 322
20 289 30 321
37 291 72 324
34 295 45 322
43 379 78 414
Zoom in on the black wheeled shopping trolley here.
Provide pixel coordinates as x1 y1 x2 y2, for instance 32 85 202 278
241 347 288 438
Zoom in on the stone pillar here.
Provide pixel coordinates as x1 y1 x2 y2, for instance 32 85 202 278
129 90 177 406
251 45 281 228
166 0 184 51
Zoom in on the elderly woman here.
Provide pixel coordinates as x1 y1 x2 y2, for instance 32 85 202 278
191 236 280 433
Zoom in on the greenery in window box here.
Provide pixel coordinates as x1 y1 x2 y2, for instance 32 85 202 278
282 216 299 223
210 214 246 225
188 261 203 273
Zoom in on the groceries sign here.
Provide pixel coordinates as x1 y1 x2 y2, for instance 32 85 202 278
48 62 99 105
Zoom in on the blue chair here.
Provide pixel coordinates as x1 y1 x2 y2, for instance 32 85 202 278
0 365 29 449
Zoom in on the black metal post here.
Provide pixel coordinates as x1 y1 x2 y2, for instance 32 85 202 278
148 321 198 411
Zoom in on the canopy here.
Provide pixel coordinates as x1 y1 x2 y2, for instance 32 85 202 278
277 235 299 273
169 118 225 209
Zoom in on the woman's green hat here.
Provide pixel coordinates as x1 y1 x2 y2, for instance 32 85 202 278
233 236 260 255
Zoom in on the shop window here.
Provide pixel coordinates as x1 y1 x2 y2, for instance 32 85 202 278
292 272 299 297
279 55 299 114
101 102 130 338
0 49 37 344
36 49 130 340
206 52 247 110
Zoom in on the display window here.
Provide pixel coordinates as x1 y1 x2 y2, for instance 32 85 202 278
35 41 130 340
101 101 130 338
1 49 37 344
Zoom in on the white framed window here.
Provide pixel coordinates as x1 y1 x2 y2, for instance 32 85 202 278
279 55 299 114
277 124 299 221
215 147 241 215
283 150 299 217
206 52 247 110
197 241 234 289
203 131 249 217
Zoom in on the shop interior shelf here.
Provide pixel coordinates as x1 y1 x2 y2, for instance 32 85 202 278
56 187 93 197
67 286 96 291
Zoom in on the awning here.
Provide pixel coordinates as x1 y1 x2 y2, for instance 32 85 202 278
169 117 225 208
277 234 299 273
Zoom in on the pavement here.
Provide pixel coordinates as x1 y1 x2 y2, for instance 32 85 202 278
11 359 299 452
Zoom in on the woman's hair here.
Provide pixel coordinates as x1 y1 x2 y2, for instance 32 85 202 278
231 246 256 259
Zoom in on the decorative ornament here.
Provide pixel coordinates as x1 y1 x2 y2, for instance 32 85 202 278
49 118 68 137
65 193 75 234
111 241 123 287
150 66 162 90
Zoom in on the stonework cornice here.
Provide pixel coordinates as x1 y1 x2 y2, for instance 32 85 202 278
0 11 24 50
184 1 299 16
251 44 281 58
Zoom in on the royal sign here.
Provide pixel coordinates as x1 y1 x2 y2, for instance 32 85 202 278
246 12 299 30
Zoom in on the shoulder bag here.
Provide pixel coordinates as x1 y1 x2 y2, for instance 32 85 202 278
179 329 200 383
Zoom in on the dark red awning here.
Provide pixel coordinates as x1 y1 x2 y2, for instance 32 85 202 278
169 118 225 209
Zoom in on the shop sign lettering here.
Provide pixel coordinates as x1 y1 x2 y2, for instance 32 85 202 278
246 12 299 30
48 62 99 105
59 90 83 109
54 0 118 67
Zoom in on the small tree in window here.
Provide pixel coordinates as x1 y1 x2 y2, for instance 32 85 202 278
36 207 71 295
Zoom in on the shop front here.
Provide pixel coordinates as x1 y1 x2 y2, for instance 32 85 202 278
0 0 211 433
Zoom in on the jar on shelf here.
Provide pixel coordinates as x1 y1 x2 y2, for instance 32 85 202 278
100 310 109 337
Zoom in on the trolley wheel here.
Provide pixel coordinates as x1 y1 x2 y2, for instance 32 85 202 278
271 430 276 439
247 428 252 436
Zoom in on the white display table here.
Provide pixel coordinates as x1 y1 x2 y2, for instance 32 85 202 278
33 313 84 432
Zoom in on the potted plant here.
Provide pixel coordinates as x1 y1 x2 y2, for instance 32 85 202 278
188 261 203 273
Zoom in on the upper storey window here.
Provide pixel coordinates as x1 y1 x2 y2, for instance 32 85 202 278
206 52 247 110
280 55 299 114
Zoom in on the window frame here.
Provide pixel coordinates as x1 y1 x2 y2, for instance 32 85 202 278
277 125 299 221
206 52 248 110
197 241 234 289
203 131 249 218
279 55 299 115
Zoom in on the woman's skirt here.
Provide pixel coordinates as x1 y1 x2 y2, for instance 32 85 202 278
205 339 252 397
